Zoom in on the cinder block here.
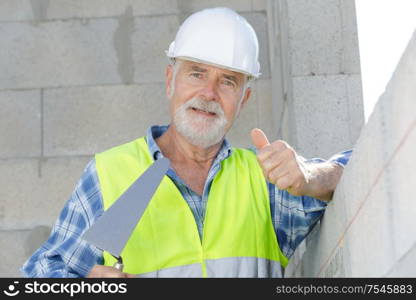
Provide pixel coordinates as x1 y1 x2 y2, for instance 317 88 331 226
320 244 349 277
301 179 350 277
389 128 416 263
252 0 267 11
339 0 362 74
291 75 354 158
346 172 396 277
346 75 365 142
375 33 416 158
0 157 91 230
338 31 415 222
340 104 386 220
254 79 277 142
0 0 258 22
0 19 120 89
0 229 33 277
241 12 270 78
0 0 177 22
0 0 33 22
132 15 180 83
23 225 52 258
174 0 252 14
0 90 41 158
226 79 275 149
0 226 51 277
43 84 168 156
45 0 178 20
0 160 37 229
285 238 307 277
287 0 343 76
386 244 416 277
227 81 259 148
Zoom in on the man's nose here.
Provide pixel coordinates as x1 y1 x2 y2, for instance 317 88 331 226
198 80 220 102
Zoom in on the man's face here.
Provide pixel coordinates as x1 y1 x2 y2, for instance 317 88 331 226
166 59 251 148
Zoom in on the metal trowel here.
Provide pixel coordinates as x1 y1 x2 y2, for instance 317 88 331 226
82 157 170 272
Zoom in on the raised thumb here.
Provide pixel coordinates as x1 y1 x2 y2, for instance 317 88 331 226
250 128 270 150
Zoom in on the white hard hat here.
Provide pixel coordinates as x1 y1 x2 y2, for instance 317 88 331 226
166 7 261 78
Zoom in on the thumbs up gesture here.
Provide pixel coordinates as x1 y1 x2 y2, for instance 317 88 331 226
250 128 310 196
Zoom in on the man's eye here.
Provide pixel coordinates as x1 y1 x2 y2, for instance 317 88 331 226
222 80 235 87
190 73 203 79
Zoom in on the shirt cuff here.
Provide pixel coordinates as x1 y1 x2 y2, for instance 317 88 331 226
328 150 353 168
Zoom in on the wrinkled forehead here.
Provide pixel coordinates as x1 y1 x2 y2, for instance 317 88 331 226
176 58 247 82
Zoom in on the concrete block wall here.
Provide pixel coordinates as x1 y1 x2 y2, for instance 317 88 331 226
267 0 364 159
0 0 273 277
267 0 365 275
285 30 416 277
1 0 366 277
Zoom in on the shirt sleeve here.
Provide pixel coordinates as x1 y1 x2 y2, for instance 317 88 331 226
20 160 104 278
270 149 352 259
328 149 352 168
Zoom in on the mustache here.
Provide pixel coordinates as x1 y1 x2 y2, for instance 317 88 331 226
182 98 225 116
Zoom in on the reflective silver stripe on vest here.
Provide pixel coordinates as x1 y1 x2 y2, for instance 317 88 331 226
134 257 283 278
135 263 202 278
205 257 283 278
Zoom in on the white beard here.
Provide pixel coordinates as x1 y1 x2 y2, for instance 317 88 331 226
173 97 229 148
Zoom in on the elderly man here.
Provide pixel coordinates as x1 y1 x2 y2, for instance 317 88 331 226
21 7 351 278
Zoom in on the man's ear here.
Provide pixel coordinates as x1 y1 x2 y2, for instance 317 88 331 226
240 87 252 110
166 64 174 99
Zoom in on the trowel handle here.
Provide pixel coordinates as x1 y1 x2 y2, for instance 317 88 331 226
113 256 124 272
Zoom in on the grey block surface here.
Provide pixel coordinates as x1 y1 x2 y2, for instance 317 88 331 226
346 74 365 143
0 226 51 277
0 157 91 230
0 0 258 22
292 75 358 158
132 15 179 83
287 0 360 76
0 19 120 89
227 82 259 148
339 0 362 74
23 225 52 258
44 84 168 156
287 31 416 277
0 0 34 22
252 0 267 11
242 12 270 78
255 79 277 142
38 0 179 20
0 90 41 158
175 0 252 14
386 244 416 277
0 229 33 277
227 79 275 148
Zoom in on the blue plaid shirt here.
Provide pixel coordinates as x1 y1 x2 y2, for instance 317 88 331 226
21 125 352 277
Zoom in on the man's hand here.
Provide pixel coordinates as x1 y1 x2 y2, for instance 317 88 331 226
250 128 343 201
250 128 309 196
86 265 135 278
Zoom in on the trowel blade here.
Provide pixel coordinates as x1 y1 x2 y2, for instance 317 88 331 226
82 157 170 258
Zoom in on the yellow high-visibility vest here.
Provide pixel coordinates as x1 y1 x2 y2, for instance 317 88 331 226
95 137 288 277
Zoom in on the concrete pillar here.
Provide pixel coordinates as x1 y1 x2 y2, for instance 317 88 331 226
265 0 365 276
267 0 364 159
